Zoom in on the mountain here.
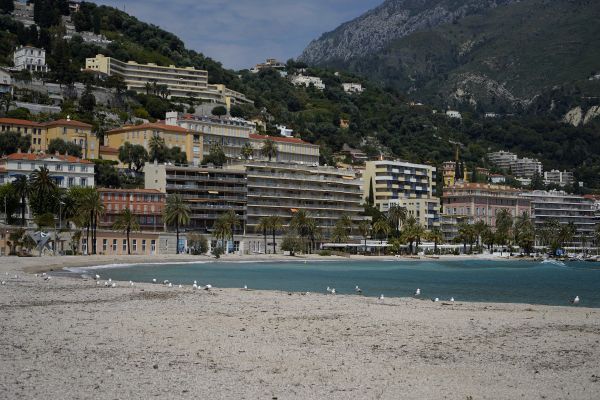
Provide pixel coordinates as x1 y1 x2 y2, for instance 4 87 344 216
299 0 600 114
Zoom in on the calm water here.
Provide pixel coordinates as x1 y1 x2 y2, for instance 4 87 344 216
71 259 600 307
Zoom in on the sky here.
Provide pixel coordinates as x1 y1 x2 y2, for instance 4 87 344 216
94 0 382 70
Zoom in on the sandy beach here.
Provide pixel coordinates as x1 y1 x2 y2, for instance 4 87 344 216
1 255 599 399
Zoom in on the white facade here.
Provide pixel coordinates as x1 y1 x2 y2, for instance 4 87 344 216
0 69 12 95
290 74 325 90
0 152 95 188
13 46 48 73
445 110 462 119
544 170 574 187
342 83 363 93
276 125 293 137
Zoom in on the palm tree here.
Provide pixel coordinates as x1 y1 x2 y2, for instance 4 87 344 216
372 219 391 255
514 211 535 255
332 214 352 244
112 208 141 255
81 189 104 255
457 221 476 254
256 217 269 254
387 205 407 237
473 220 487 248
267 215 283 254
240 142 254 160
149 136 165 162
260 138 278 162
12 175 29 226
222 210 241 253
163 194 190 254
212 214 232 251
400 216 419 254
426 227 443 254
356 220 371 254
495 208 513 247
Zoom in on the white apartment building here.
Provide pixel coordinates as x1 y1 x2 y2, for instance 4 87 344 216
290 74 325 90
445 110 462 119
0 152 95 188
342 83 363 93
512 157 543 178
488 151 518 170
363 160 440 228
13 46 48 73
544 170 574 187
85 54 250 106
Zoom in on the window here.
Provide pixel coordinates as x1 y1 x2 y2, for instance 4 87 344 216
112 239 117 252
150 239 156 253
122 239 127 252
142 240 146 252
132 240 137 253
55 164 62 171
103 239 107 252
17 162 21 170
68 165 75 171
80 178 87 186
68 177 75 187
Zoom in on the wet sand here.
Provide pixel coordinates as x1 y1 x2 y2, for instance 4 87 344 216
1 255 598 399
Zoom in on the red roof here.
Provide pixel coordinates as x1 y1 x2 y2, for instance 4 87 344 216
249 133 313 145
0 118 43 127
43 119 93 128
3 152 93 164
107 123 189 134
98 188 164 194
100 146 119 154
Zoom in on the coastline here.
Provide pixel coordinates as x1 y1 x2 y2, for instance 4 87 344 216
2 255 598 399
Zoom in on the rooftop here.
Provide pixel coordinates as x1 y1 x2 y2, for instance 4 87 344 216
43 119 93 129
249 133 313 145
0 117 43 126
98 188 164 194
2 152 93 164
108 123 189 134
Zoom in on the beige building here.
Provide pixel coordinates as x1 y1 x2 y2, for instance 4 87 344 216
0 117 98 159
104 122 199 165
84 54 251 107
363 160 439 228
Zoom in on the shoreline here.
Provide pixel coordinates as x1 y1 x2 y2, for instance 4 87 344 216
1 255 598 399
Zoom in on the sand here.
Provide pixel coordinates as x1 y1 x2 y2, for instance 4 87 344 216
1 255 599 399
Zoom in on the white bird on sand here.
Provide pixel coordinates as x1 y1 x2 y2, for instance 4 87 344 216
44 276 51 281
1 281 5 285
192 283 198 289
355 285 362 294
129 281 134 286
204 284 212 290
111 283 116 288
326 286 332 293
95 274 100 280
34 273 38 278
379 294 384 301
571 296 580 305
450 297 455 302
168 282 173 288
243 284 248 290
108 278 112 283
331 288 336 295
178 284 182 289
41 272 47 277
193 280 197 285
414 288 421 296
96 281 100 285
433 297 439 302
104 281 109 287
152 278 157 283
163 280 170 285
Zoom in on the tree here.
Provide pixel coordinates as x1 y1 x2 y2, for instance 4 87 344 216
356 220 371 254
0 132 31 156
0 92 14 115
367 178 374 206
118 142 149 171
164 194 190 254
256 217 270 254
187 232 208 255
530 172 545 190
280 234 302 256
267 215 283 254
230 105 244 118
240 142 254 160
29 166 58 216
0 184 19 224
48 138 83 158
12 176 30 226
149 136 166 162
595 224 600 256
212 214 232 251
426 227 443 254
372 219 391 243
79 91 96 114
260 139 278 162
457 221 476 254
112 208 141 255
473 220 488 248
0 0 15 13
202 143 227 166
221 210 241 253
495 209 513 247
290 209 319 254
387 205 407 237
211 106 227 118
514 211 535 255
332 214 352 244
79 189 104 255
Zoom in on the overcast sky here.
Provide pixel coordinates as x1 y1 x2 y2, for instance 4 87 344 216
94 0 381 70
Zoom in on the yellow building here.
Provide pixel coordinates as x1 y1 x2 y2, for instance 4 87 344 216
104 123 199 165
0 117 98 159
442 160 468 186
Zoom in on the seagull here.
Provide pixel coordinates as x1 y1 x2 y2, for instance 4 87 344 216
44 276 51 281
433 297 439 302
204 284 212 290
111 283 116 288
168 283 173 288
1 281 5 285
355 285 362 294
95 274 100 280
571 296 580 305
41 272 47 277
243 285 248 290
163 280 170 285
96 281 100 285
331 288 336 295
108 278 112 283
193 280 197 285
379 294 384 301
34 273 38 278
414 288 421 296
129 281 134 286
450 297 455 302
152 278 157 283
326 286 332 293
104 281 109 287
178 284 182 289
192 283 198 289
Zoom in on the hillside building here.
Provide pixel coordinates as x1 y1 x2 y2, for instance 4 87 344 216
290 74 325 90
98 188 166 232
342 83 363 93
13 46 48 73
250 58 286 73
544 170 574 187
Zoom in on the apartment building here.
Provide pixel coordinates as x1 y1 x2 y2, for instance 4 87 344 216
165 112 320 165
0 117 98 158
145 162 247 240
250 58 286 73
105 122 198 165
544 170 574 187
290 74 325 90
229 162 363 237
363 160 439 228
13 46 48 73
342 83 363 93
0 151 95 188
84 54 251 107
442 183 531 229
80 231 181 255
98 188 166 231
488 150 543 178
488 151 518 171
520 190 597 247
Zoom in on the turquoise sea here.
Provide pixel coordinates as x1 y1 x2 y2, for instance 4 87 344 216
72 259 600 307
